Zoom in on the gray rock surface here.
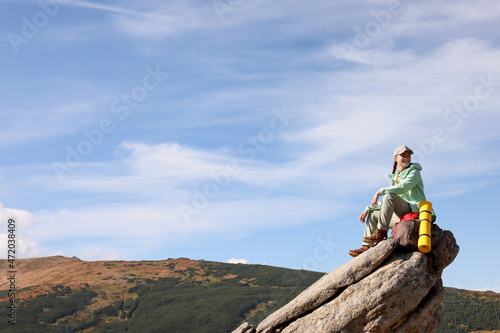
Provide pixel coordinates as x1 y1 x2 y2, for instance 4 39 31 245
233 322 256 333
233 223 459 333
281 251 435 333
256 240 397 332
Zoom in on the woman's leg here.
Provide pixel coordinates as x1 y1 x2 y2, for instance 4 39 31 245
363 194 412 244
350 194 412 256
378 193 412 231
363 211 379 247
362 210 400 246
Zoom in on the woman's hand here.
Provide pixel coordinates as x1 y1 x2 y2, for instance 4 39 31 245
359 211 368 223
371 192 380 207
360 192 380 223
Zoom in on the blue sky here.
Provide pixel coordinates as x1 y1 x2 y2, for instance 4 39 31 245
1 0 499 292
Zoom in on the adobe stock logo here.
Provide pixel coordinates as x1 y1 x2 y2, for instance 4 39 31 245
7 0 68 54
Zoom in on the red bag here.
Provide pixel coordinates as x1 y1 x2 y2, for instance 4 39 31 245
400 212 419 222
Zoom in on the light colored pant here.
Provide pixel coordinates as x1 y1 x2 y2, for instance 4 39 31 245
363 193 412 247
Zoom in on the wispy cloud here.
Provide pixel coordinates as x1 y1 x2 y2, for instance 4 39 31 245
68 0 142 15
63 0 216 39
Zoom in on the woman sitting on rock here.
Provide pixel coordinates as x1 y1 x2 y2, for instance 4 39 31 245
348 145 433 257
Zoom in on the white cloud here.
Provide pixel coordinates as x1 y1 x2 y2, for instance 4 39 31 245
17 239 41 258
228 258 249 265
0 236 43 259
121 141 234 180
17 134 347 256
0 202 38 226
0 202 45 259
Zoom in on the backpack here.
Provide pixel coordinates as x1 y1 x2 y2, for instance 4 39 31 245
392 212 420 251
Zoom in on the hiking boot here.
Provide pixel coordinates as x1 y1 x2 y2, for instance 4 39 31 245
362 229 388 244
348 245 370 257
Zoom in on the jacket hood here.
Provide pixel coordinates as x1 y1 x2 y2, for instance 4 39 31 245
411 163 423 171
389 163 422 179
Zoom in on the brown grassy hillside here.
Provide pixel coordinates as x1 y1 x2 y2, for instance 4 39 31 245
1 256 221 303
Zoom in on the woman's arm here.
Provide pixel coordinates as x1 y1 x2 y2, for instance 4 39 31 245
371 192 380 207
378 169 422 196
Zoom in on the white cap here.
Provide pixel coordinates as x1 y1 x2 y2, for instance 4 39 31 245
394 145 414 156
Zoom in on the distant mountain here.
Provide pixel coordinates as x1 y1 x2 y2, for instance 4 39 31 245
1 256 499 332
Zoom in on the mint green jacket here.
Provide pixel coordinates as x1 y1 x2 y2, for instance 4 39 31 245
366 163 431 216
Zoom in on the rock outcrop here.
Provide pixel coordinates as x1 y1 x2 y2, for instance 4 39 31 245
233 223 459 333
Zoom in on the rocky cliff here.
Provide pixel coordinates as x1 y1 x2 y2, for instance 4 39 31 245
233 224 459 333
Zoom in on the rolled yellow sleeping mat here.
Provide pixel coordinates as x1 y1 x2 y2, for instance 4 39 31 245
418 201 432 253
